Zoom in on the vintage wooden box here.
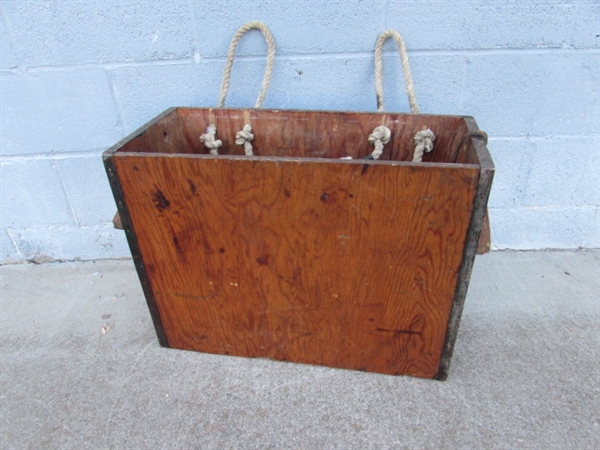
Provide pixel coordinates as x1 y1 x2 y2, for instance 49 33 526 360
103 106 494 379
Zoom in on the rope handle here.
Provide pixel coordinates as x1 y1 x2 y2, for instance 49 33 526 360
450 131 488 163
203 22 276 156
217 21 276 108
374 29 419 114
363 30 423 160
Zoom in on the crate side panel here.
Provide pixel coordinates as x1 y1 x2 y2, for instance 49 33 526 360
178 108 470 163
437 116 495 379
116 108 190 154
113 155 479 378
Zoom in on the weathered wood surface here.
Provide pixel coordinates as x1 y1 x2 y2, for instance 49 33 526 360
112 206 492 251
105 107 493 379
120 108 475 164
436 115 494 379
112 154 479 379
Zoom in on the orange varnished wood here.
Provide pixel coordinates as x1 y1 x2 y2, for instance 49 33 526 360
113 150 479 378
119 108 473 163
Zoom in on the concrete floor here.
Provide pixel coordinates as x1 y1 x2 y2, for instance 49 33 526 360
0 251 598 449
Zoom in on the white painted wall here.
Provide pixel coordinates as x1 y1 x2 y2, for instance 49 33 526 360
1 0 599 262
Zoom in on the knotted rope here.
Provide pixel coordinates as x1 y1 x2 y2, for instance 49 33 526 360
199 123 222 155
235 124 255 156
201 21 276 155
413 128 435 162
364 30 433 162
450 131 488 163
365 125 391 160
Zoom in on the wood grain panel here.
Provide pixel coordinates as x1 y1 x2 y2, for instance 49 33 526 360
112 153 479 378
120 108 192 154
176 108 470 163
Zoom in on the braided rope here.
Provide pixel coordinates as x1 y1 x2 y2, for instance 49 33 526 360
374 29 419 114
199 123 222 155
366 125 392 160
450 131 488 163
235 124 255 156
412 128 435 162
217 21 276 108
202 22 275 155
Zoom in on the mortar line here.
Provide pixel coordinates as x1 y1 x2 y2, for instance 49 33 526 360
1 134 598 164
487 135 600 141
2 47 598 75
2 223 116 233
105 68 126 136
488 205 600 212
0 149 109 163
0 8 23 70
513 143 534 208
382 0 389 29
1 133 598 164
52 160 81 228
457 55 471 111
4 229 22 257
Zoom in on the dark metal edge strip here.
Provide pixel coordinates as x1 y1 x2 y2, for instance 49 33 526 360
435 116 495 380
103 150 170 348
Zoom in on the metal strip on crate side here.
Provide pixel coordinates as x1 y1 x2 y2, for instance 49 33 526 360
436 116 495 380
103 154 170 348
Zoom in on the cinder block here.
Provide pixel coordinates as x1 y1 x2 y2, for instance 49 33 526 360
111 58 377 133
192 0 384 57
1 0 599 262
490 207 600 249
459 52 600 137
386 1 599 50
0 11 19 70
268 53 463 114
3 224 130 262
488 136 600 211
521 136 600 208
0 158 74 228
253 57 376 111
389 53 464 115
486 138 532 209
109 62 222 132
1 229 21 261
2 0 196 66
54 154 118 227
7 0 596 68
0 69 121 155
111 53 463 134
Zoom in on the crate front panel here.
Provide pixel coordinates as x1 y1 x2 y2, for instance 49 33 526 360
113 154 479 378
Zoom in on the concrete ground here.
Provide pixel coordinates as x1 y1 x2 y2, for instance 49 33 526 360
0 251 598 449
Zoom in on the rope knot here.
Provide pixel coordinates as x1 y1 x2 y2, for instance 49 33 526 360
235 123 254 156
200 123 222 155
413 128 435 162
366 125 392 160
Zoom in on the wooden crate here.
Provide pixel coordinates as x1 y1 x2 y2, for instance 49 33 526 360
103 107 494 380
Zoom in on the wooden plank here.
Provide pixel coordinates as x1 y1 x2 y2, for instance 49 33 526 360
112 108 179 154
436 116 494 379
477 211 491 255
103 154 169 347
112 153 479 378
177 108 470 163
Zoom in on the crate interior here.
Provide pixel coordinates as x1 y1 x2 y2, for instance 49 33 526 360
116 108 478 165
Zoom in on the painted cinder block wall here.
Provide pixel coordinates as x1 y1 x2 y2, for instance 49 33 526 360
1 0 599 262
